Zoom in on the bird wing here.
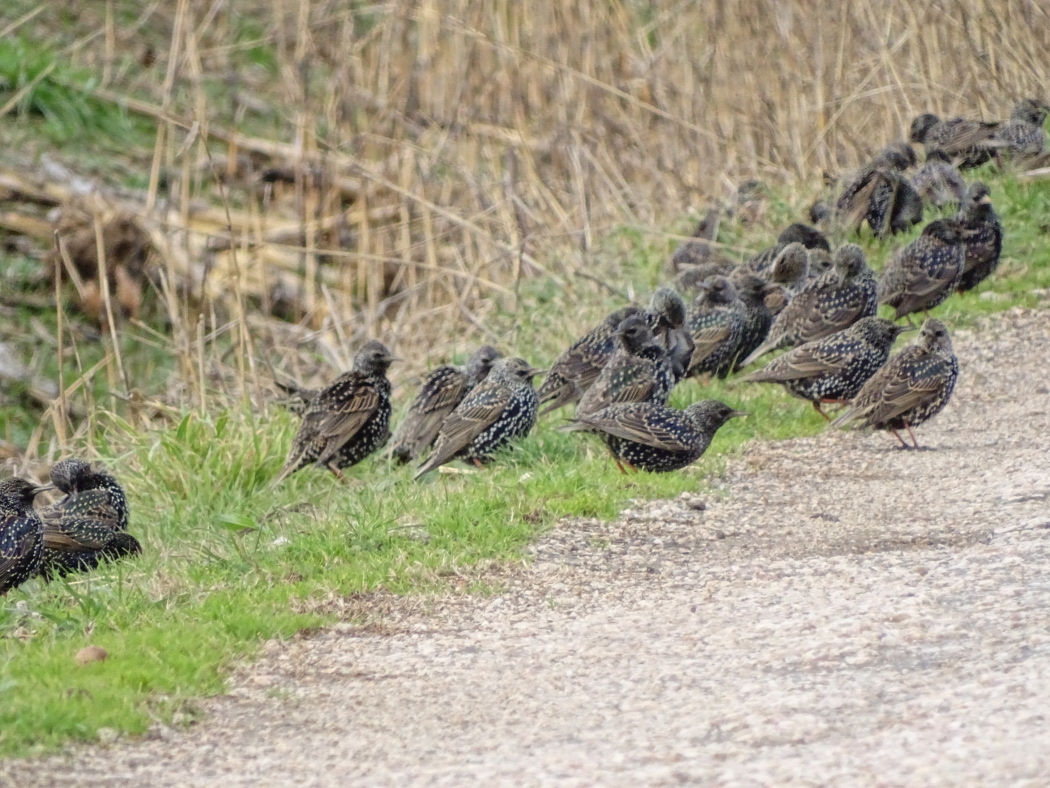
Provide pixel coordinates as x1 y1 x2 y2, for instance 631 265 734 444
577 407 694 452
38 491 122 551
859 354 955 427
836 169 883 230
419 383 513 471
390 367 465 457
688 322 732 368
933 118 999 152
309 373 384 465
0 514 40 579
578 355 657 415
745 340 848 382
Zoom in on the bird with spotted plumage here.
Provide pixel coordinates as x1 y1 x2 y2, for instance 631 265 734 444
741 317 911 420
763 242 810 297
576 316 675 418
562 400 745 474
832 318 959 449
989 98 1049 160
746 223 829 275
834 142 923 239
37 458 141 578
911 149 968 208
274 340 395 484
684 275 747 379
0 477 52 595
389 345 501 465
724 271 776 375
878 219 966 321
667 207 730 275
537 305 642 415
909 112 998 169
955 183 1004 293
741 243 878 366
415 357 542 478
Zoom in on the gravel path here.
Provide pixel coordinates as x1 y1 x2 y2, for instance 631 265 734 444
5 309 1050 787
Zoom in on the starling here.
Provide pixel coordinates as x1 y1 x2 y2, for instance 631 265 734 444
764 242 810 296
576 316 675 417
878 219 965 320
0 478 51 595
835 143 923 239
831 318 958 449
955 183 1004 293
537 305 644 415
672 260 738 297
684 276 747 379
911 149 968 208
742 243 878 366
725 271 776 375
668 208 730 275
741 317 911 419
414 357 541 478
38 458 139 578
389 345 501 464
563 400 745 473
909 113 998 169
989 99 1049 159
274 340 395 483
747 224 830 274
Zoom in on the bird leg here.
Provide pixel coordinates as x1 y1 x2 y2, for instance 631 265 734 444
326 463 347 481
472 457 486 469
812 401 831 421
614 458 628 475
891 430 911 450
905 423 921 450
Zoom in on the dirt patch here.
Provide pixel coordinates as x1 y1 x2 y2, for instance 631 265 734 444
5 308 1050 787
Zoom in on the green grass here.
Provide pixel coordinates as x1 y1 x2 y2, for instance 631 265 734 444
1 165 1049 756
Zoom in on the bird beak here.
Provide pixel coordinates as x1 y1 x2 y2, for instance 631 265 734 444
896 325 918 334
33 484 55 495
728 409 749 419
529 367 547 377
977 194 992 205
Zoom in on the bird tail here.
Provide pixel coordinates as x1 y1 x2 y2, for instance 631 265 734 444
271 455 303 488
412 455 440 481
828 406 859 430
739 340 776 369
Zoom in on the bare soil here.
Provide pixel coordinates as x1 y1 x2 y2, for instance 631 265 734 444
5 308 1050 787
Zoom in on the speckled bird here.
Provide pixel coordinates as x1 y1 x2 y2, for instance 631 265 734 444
878 219 965 320
576 316 675 417
741 317 911 419
742 243 878 366
725 271 776 375
911 149 968 208
668 208 731 275
0 478 50 595
389 345 501 464
685 276 747 379
835 143 922 238
764 242 810 296
415 357 541 478
989 99 1049 159
562 400 745 474
909 113 998 169
537 305 644 415
955 183 1004 293
274 340 394 483
831 318 958 449
672 260 738 297
37 458 139 578
746 223 830 274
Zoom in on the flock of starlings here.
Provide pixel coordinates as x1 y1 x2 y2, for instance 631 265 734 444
1 99 1046 596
